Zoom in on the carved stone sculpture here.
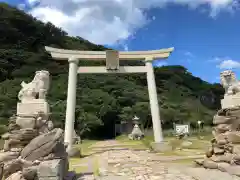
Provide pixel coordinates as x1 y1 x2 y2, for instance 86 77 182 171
0 70 73 180
220 70 240 109
18 70 50 103
220 70 240 96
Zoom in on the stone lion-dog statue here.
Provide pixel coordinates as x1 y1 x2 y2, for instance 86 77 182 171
220 70 240 96
18 70 50 102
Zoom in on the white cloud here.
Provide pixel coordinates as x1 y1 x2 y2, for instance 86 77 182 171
208 57 223 62
218 59 240 69
184 51 194 58
24 0 239 45
17 3 26 10
153 60 168 67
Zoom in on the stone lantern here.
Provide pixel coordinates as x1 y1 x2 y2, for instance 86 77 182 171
128 116 144 140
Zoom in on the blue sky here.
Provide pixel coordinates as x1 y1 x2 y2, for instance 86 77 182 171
3 0 240 83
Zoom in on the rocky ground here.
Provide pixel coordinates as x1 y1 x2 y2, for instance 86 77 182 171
71 140 240 180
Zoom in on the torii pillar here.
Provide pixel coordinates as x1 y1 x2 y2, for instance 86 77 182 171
145 57 163 142
64 57 79 152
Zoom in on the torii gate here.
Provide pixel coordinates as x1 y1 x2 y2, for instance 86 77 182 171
45 46 174 151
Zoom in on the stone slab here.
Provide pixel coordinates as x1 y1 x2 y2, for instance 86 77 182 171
17 101 50 116
16 116 36 129
37 159 65 178
38 177 61 180
151 142 172 152
221 95 240 109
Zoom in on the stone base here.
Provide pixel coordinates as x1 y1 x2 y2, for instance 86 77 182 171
37 159 68 180
151 142 172 152
16 116 36 129
221 95 240 109
67 147 81 158
17 100 50 116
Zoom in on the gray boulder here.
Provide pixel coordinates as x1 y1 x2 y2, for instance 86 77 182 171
21 128 64 161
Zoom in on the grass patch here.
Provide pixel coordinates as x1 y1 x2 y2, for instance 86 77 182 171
69 139 99 174
69 158 87 173
74 140 98 156
93 158 100 177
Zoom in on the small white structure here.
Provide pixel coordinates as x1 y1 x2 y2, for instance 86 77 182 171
45 46 174 151
175 124 189 136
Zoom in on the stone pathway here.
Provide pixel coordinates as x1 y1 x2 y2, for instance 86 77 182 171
75 140 240 180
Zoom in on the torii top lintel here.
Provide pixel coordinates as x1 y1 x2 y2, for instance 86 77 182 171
45 46 174 61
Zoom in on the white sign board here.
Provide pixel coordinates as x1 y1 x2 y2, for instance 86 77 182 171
175 124 189 135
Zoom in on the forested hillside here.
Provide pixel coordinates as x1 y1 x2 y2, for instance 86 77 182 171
0 3 224 138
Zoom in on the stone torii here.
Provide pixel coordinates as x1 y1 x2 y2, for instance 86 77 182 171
45 46 174 151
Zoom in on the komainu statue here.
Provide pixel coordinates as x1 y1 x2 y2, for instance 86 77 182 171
220 70 240 96
18 70 50 102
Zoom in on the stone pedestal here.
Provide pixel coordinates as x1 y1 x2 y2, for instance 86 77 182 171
37 159 68 180
221 95 240 109
151 142 172 152
17 100 50 116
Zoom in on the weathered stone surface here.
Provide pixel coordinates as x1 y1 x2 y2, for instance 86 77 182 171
16 116 36 129
218 163 240 176
213 115 232 125
203 159 218 169
9 128 38 141
211 154 234 163
8 116 21 131
0 151 19 162
5 171 26 180
22 166 38 180
3 158 40 178
3 159 24 178
213 147 225 155
215 124 232 133
21 128 64 161
225 131 240 144
214 133 228 145
10 148 23 152
3 139 29 151
37 159 66 178
40 142 67 161
8 123 20 131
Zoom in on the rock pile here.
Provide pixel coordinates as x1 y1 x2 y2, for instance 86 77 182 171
195 70 240 176
0 114 69 180
0 70 71 180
